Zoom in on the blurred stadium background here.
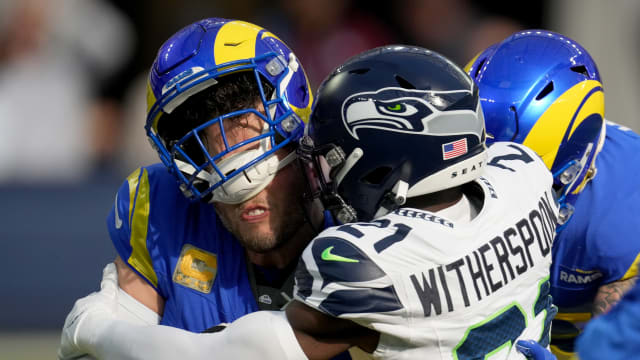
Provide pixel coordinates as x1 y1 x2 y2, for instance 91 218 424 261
1 0 638 358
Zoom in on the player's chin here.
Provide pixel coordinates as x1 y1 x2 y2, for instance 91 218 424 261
239 231 281 253
233 221 280 250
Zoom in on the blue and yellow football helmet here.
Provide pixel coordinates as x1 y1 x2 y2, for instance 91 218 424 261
146 18 313 203
466 30 606 225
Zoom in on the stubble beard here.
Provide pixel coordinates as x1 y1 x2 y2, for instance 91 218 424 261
217 201 307 254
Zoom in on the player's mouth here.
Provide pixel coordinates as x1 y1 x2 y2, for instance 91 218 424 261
241 206 269 222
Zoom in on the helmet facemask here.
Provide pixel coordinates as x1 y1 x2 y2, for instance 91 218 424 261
145 19 313 204
148 52 306 204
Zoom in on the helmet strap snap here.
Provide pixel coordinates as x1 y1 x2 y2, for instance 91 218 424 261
373 180 409 219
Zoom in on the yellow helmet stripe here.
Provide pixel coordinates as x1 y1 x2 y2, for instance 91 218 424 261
522 80 604 170
214 20 262 66
146 80 156 116
260 30 285 44
464 51 482 74
146 79 165 133
289 72 313 124
569 87 605 194
290 89 313 123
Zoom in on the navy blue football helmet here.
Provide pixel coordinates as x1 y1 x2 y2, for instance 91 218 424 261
465 30 606 225
300 45 487 223
146 18 313 204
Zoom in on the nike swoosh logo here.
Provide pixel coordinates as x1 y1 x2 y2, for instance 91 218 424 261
224 40 245 47
114 193 123 229
321 246 359 263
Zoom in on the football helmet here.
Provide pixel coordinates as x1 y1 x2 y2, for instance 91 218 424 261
146 18 313 203
300 45 487 223
466 30 605 225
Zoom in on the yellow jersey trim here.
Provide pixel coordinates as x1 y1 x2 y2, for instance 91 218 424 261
126 168 158 288
622 253 640 280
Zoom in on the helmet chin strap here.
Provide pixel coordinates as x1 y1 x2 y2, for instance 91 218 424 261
373 180 409 219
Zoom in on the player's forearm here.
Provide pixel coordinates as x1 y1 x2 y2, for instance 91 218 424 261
58 263 161 360
85 315 211 360
286 300 378 358
84 311 307 360
592 277 637 316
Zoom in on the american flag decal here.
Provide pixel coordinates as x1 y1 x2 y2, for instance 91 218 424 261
442 138 468 160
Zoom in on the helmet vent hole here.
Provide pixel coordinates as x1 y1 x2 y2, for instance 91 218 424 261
536 82 554 100
361 166 392 185
571 65 589 77
349 68 370 75
395 75 416 89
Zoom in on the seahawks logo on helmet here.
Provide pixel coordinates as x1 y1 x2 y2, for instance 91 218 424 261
341 87 478 140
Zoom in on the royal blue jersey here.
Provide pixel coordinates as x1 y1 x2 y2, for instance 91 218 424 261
105 164 354 360
550 123 640 358
106 164 258 332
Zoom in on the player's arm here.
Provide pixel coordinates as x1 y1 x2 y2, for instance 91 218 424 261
66 302 375 360
114 256 165 315
65 309 308 360
592 276 637 316
58 260 162 359
60 258 306 360
60 273 373 360
286 300 379 359
108 167 166 315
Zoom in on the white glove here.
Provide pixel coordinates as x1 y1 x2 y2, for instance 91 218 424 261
58 263 119 360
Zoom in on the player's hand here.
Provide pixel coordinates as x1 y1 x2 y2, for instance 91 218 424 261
516 340 557 360
58 263 119 360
